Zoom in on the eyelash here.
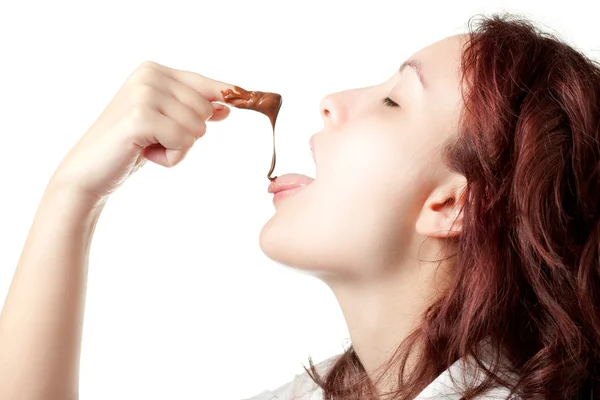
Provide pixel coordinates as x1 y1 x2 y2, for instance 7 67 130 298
382 97 400 108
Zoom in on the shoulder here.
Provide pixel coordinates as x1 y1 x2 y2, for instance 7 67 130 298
242 355 339 400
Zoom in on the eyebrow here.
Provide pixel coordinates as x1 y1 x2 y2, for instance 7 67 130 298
399 59 427 89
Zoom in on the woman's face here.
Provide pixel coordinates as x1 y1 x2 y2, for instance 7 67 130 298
259 35 466 279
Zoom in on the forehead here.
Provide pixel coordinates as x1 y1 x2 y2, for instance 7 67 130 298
412 35 465 97
410 35 465 126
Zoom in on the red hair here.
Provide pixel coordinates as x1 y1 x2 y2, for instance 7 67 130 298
306 14 600 399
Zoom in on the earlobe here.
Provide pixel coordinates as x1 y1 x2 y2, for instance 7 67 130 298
415 176 466 239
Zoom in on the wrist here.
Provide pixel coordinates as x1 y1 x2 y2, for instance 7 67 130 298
42 179 106 223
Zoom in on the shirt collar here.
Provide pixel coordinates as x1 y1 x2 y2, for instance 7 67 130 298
310 355 515 400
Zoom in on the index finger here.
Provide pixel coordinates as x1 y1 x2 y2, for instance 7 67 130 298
147 62 235 102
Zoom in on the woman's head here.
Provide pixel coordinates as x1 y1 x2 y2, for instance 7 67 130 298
259 35 468 280
263 13 600 399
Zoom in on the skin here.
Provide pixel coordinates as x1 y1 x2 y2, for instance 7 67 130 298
261 35 468 390
0 36 467 399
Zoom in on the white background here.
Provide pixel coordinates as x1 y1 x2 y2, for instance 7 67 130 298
0 1 597 399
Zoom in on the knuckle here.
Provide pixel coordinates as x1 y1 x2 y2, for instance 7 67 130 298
129 83 157 105
199 102 214 119
192 120 207 137
136 83 156 98
137 60 158 70
183 133 196 148
132 64 159 84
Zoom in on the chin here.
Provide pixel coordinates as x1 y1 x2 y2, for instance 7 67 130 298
258 188 317 270
258 216 307 269
258 211 366 276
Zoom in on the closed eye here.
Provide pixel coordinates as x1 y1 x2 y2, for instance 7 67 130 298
382 97 399 108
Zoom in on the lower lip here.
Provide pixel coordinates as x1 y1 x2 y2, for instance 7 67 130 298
272 186 307 202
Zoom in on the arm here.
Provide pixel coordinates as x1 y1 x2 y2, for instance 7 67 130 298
0 183 103 400
0 61 234 400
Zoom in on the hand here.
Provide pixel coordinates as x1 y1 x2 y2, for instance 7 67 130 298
51 61 234 201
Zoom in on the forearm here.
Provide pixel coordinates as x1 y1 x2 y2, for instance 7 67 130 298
0 183 104 400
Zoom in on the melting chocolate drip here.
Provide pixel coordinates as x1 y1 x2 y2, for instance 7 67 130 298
221 86 282 181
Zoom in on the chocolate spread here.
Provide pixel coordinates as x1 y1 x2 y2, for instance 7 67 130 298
221 86 282 181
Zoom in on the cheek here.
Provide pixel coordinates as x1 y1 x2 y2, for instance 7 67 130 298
318 121 422 191
314 122 440 241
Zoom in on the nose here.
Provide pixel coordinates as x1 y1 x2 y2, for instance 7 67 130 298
319 91 348 128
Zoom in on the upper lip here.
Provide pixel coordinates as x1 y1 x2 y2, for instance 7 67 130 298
268 173 315 194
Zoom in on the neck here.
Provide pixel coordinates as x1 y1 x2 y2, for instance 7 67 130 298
324 237 453 393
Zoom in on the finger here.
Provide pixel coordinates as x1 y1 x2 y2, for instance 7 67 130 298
154 75 215 121
152 91 207 139
142 144 168 166
208 103 231 122
143 144 191 168
144 61 236 102
135 110 195 153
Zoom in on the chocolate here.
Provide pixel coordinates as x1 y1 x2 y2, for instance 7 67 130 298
221 86 282 181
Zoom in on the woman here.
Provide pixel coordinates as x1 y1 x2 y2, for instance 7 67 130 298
1 13 599 399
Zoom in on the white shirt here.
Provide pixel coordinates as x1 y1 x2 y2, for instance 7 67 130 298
243 355 517 400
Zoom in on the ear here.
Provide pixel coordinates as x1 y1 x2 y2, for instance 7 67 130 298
415 174 467 238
